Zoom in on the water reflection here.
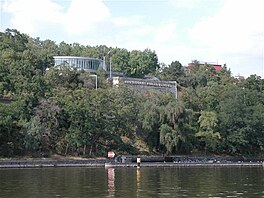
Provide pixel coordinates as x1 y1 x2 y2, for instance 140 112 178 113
107 168 115 197
136 168 141 197
0 167 264 197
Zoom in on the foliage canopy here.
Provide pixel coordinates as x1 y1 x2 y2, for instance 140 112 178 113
1 29 264 157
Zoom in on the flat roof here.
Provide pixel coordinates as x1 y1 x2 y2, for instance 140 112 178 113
53 56 102 61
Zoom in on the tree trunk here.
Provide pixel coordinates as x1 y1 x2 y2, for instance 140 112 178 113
83 145 86 156
89 144 93 156
64 143 69 156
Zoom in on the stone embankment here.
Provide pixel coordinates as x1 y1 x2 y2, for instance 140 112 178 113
1 156 263 168
0 158 107 168
107 155 264 168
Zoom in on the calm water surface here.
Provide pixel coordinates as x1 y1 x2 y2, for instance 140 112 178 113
0 166 264 197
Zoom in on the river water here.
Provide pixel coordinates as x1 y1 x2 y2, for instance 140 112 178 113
0 166 264 197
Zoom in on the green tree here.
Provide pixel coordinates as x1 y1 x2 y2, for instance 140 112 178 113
195 111 220 152
111 48 130 73
217 85 250 154
128 49 159 78
0 101 25 156
138 97 160 151
159 100 191 154
23 99 62 154
158 60 185 83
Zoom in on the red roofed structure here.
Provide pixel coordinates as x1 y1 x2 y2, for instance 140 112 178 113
187 61 223 73
211 64 222 71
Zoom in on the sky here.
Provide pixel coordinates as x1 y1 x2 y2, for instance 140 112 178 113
0 0 263 78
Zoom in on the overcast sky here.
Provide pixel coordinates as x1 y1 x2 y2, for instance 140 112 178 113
1 0 263 77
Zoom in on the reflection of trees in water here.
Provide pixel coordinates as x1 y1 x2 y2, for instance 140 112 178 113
107 168 115 198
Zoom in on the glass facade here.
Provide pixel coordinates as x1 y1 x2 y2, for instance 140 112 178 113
54 56 105 72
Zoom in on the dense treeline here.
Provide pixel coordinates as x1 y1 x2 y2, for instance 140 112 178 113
1 29 264 157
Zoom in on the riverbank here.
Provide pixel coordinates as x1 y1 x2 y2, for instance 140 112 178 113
0 157 107 168
0 159 106 168
1 155 264 168
105 162 264 168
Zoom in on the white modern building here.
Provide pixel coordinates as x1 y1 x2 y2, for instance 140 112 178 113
54 56 106 73
53 56 179 97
